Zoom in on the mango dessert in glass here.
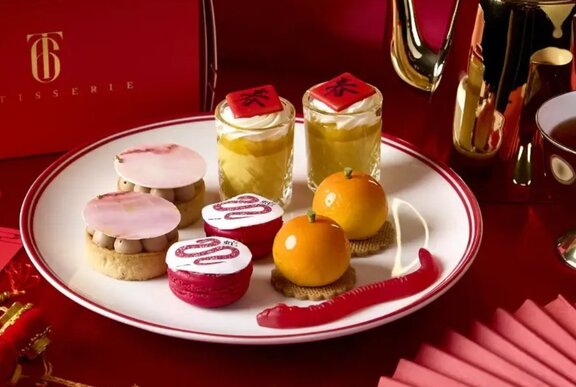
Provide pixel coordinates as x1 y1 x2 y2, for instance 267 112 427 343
215 85 295 207
303 72 383 190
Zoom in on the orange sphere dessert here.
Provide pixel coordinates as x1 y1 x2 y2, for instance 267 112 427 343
312 167 388 240
273 210 350 287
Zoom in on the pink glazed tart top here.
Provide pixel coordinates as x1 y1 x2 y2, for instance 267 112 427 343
310 72 376 112
166 237 252 275
114 143 206 189
225 84 283 118
82 191 181 240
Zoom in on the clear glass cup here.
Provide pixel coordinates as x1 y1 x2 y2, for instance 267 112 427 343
303 86 383 190
215 98 295 208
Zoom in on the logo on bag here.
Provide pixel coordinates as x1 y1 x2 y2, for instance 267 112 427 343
26 31 63 83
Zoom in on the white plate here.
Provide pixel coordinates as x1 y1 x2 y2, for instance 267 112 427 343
20 116 482 345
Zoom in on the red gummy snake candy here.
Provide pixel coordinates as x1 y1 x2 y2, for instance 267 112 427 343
257 248 440 328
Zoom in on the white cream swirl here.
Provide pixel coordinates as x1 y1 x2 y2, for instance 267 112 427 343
216 100 294 141
306 91 382 130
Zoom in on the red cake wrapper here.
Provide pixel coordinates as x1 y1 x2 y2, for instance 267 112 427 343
202 194 284 259
166 237 254 308
204 218 282 259
168 264 253 308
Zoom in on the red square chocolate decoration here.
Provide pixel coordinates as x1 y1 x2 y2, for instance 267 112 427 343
310 72 376 112
225 85 283 118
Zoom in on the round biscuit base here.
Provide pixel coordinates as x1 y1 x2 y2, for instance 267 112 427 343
271 266 356 301
351 221 395 257
85 232 171 281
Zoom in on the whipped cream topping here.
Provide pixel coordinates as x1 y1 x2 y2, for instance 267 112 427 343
216 99 294 141
305 90 382 130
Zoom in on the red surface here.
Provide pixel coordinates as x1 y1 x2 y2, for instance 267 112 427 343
0 227 22 272
489 308 576 383
514 299 576 363
2 0 576 386
468 321 573 386
439 330 545 386
393 359 468 386
0 0 203 159
545 296 576 338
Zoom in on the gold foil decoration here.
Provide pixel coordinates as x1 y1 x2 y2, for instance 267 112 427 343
0 302 33 335
0 290 24 304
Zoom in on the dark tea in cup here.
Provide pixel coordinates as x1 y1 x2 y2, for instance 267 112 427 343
550 117 576 151
536 91 576 197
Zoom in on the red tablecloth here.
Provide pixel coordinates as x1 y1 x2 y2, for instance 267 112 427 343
2 153 575 386
3 0 576 385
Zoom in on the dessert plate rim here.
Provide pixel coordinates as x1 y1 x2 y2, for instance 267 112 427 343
19 115 482 345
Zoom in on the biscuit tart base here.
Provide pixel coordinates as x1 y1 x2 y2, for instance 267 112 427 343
85 233 170 281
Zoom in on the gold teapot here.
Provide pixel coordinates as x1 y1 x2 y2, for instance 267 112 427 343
392 0 576 190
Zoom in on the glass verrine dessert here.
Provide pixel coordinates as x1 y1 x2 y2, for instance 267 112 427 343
215 85 295 207
303 72 383 190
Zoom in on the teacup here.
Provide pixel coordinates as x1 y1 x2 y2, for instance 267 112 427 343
536 91 576 202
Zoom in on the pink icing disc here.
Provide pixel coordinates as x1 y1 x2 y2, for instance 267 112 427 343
114 143 207 188
83 191 181 239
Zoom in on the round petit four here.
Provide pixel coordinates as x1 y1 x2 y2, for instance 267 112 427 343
166 237 253 308
313 168 388 240
202 194 284 259
313 168 391 256
272 210 353 299
114 143 207 228
82 191 181 280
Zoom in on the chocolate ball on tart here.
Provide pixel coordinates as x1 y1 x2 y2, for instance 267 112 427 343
82 191 181 280
114 143 207 228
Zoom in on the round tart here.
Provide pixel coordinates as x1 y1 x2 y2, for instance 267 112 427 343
82 191 181 280
166 237 253 308
202 194 284 259
114 143 207 228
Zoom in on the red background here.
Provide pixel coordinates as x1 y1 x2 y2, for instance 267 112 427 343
0 0 203 159
7 1 575 387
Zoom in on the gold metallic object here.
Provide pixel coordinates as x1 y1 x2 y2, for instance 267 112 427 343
0 302 51 359
0 302 33 335
557 227 576 269
0 290 24 304
453 0 576 169
390 0 460 92
514 47 573 185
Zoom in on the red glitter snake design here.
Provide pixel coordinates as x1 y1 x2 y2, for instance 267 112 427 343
212 194 273 220
175 238 240 266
